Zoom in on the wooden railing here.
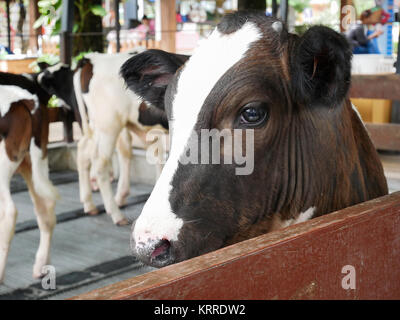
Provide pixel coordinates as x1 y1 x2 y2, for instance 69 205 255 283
73 191 400 300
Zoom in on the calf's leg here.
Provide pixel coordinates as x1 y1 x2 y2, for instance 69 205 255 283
115 128 132 207
17 155 57 279
93 130 128 225
0 102 32 283
77 135 98 215
0 141 21 283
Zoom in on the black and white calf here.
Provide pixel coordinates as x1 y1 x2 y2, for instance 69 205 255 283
0 72 59 283
121 12 388 268
38 51 169 226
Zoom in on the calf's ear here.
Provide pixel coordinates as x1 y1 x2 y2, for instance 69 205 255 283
37 62 51 72
290 26 352 107
120 49 189 110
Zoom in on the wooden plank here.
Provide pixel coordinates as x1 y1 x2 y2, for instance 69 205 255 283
73 192 400 300
350 74 400 101
365 123 400 151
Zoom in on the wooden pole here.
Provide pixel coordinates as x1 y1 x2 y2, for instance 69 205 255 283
6 0 11 51
60 0 74 142
115 0 121 52
28 0 40 53
280 0 288 23
272 0 278 17
159 0 176 53
60 0 74 65
238 0 266 11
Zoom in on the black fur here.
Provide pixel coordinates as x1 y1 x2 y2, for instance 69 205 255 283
138 102 169 129
217 10 268 34
38 65 82 126
120 49 189 111
291 26 352 108
0 72 51 106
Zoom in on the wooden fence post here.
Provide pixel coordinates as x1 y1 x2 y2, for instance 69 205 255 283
159 0 176 53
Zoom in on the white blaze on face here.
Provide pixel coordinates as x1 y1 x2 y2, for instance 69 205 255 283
133 22 262 245
0 85 39 116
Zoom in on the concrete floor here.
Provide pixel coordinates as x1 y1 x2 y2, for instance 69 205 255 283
0 179 155 300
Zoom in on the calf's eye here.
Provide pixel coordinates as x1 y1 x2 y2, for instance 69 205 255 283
239 103 268 127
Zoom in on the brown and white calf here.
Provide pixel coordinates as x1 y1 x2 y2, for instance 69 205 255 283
38 51 169 226
0 72 59 283
121 11 388 268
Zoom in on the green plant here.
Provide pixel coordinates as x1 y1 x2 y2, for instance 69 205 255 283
71 50 92 69
34 0 107 36
274 0 311 13
74 0 107 34
33 0 62 36
289 0 310 13
29 53 60 73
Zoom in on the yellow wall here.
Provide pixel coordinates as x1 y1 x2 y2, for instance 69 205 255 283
351 99 392 123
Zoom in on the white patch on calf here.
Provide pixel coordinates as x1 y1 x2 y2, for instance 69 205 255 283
134 22 262 245
73 68 90 135
272 21 283 33
30 139 60 201
271 207 316 230
0 85 38 116
294 207 316 224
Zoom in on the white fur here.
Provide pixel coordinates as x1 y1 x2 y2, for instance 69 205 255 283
73 68 90 135
0 139 57 283
133 22 262 244
0 85 38 116
30 139 60 201
0 140 21 282
280 207 316 228
272 21 283 33
73 50 163 224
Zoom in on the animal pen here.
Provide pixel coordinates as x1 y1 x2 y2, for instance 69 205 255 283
0 0 399 301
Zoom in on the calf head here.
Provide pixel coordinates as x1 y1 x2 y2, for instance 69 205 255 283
121 11 387 268
38 64 76 107
37 63 81 124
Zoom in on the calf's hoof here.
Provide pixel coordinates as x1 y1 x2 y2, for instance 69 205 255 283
33 265 47 279
86 207 100 216
116 218 130 227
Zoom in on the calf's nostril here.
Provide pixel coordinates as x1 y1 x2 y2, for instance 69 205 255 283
150 239 171 262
